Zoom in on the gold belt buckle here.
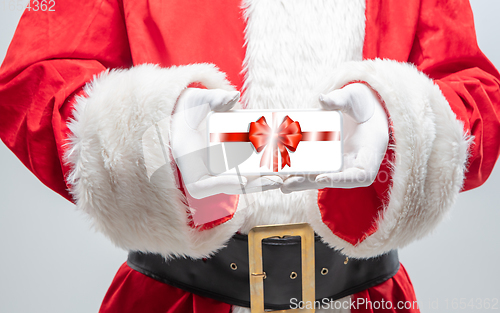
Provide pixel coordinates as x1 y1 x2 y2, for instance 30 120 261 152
248 223 315 312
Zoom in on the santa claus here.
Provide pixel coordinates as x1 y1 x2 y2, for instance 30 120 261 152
0 0 499 312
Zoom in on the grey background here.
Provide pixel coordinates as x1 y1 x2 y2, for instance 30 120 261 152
0 1 499 312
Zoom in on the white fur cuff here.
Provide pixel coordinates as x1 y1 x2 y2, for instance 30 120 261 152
65 63 245 259
313 59 470 257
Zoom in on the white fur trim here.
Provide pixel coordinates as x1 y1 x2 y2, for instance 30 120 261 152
308 59 470 257
65 63 247 259
241 0 366 110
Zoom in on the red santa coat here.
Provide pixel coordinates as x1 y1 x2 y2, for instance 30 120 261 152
0 0 499 312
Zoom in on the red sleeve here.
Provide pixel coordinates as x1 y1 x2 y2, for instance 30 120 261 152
316 0 500 255
408 0 500 191
0 0 132 201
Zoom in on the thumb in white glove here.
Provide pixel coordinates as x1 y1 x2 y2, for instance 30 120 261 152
171 88 283 199
281 83 389 192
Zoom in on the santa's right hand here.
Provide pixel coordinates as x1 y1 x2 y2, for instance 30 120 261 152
170 88 282 199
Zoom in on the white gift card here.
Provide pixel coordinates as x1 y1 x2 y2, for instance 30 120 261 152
207 109 343 175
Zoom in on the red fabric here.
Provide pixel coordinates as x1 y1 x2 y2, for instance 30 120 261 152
0 0 132 201
99 263 232 313
352 264 420 313
317 147 394 245
363 0 500 191
174 164 239 230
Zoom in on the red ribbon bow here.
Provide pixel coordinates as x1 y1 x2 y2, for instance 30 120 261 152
248 116 302 172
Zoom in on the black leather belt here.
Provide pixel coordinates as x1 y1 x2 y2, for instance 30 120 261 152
128 233 399 310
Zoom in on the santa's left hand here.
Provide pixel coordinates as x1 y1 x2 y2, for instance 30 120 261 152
281 83 389 193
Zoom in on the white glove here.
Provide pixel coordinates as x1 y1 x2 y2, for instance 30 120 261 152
171 88 283 199
281 83 389 193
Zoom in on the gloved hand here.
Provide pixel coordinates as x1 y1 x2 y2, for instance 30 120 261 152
281 83 389 193
171 88 283 199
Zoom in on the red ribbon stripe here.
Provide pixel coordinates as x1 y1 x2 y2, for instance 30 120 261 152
210 115 340 172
